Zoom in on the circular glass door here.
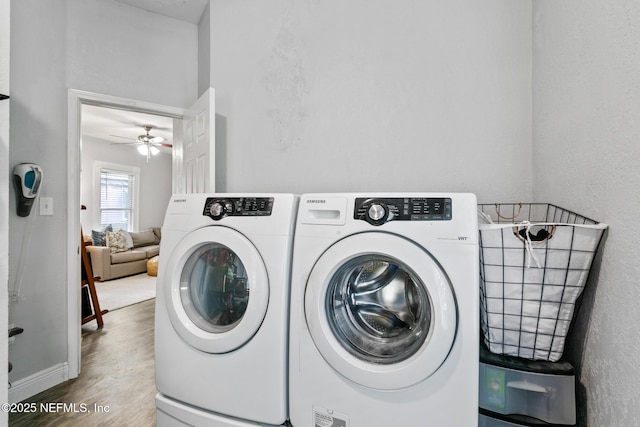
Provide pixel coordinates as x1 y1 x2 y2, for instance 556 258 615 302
180 243 250 334
163 226 269 354
305 232 457 390
327 255 431 365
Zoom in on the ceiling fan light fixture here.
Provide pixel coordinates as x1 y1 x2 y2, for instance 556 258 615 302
138 126 164 144
110 125 171 162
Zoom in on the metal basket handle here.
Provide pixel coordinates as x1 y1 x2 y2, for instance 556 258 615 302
495 203 523 220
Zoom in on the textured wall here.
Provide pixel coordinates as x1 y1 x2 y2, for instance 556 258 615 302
533 1 640 425
212 0 533 201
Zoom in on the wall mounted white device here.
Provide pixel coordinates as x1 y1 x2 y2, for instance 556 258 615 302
13 163 43 217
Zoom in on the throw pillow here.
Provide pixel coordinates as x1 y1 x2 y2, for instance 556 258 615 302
91 224 113 246
106 230 129 254
130 229 157 247
152 227 162 244
120 230 134 249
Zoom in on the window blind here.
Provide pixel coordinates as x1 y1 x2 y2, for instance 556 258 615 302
100 169 135 231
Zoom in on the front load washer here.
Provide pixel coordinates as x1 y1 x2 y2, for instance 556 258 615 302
155 193 298 426
289 193 479 427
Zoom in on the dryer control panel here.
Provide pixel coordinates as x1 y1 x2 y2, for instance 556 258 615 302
354 197 452 226
203 197 274 221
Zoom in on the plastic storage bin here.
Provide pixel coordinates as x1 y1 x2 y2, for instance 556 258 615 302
480 343 576 425
478 203 607 361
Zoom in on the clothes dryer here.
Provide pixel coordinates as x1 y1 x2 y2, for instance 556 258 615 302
155 194 298 426
289 193 479 427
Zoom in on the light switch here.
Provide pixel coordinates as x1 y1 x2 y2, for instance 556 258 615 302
40 197 53 216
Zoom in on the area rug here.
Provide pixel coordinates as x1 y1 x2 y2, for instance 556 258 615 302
95 273 157 311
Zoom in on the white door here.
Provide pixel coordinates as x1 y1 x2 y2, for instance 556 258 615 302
162 226 269 353
174 88 215 194
305 232 457 390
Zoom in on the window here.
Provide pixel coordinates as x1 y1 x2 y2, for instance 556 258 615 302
94 162 139 231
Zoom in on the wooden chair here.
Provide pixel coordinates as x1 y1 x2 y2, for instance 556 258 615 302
80 207 108 327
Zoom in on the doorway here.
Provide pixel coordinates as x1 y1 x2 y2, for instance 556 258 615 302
67 89 186 378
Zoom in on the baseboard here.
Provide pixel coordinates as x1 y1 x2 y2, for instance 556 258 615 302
8 362 70 403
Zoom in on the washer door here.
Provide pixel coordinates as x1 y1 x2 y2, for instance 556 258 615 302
305 232 457 390
163 227 269 354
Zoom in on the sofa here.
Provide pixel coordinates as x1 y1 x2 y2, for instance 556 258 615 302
86 227 161 281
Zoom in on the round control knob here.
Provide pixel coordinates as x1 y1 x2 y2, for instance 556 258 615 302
368 204 386 221
366 203 388 225
209 202 226 220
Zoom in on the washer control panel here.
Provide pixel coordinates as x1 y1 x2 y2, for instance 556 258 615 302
354 197 452 225
203 197 274 221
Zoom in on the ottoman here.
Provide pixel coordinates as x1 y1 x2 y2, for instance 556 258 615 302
147 255 159 277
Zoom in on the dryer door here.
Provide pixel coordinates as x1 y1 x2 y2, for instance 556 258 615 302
162 226 269 353
305 232 457 390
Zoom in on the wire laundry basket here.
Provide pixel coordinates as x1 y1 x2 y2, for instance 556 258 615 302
478 203 607 362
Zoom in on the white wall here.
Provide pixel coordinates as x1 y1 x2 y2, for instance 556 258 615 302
198 0 211 96
80 136 173 233
211 0 533 200
1 0 9 422
9 0 197 395
534 1 640 425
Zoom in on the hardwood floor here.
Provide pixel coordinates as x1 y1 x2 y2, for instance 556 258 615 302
9 299 157 427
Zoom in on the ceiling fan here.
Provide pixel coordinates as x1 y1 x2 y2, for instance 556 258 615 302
111 125 172 162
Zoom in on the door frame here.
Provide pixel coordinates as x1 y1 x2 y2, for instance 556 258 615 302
67 89 185 377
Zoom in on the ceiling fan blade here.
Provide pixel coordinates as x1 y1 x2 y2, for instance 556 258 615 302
150 142 173 148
